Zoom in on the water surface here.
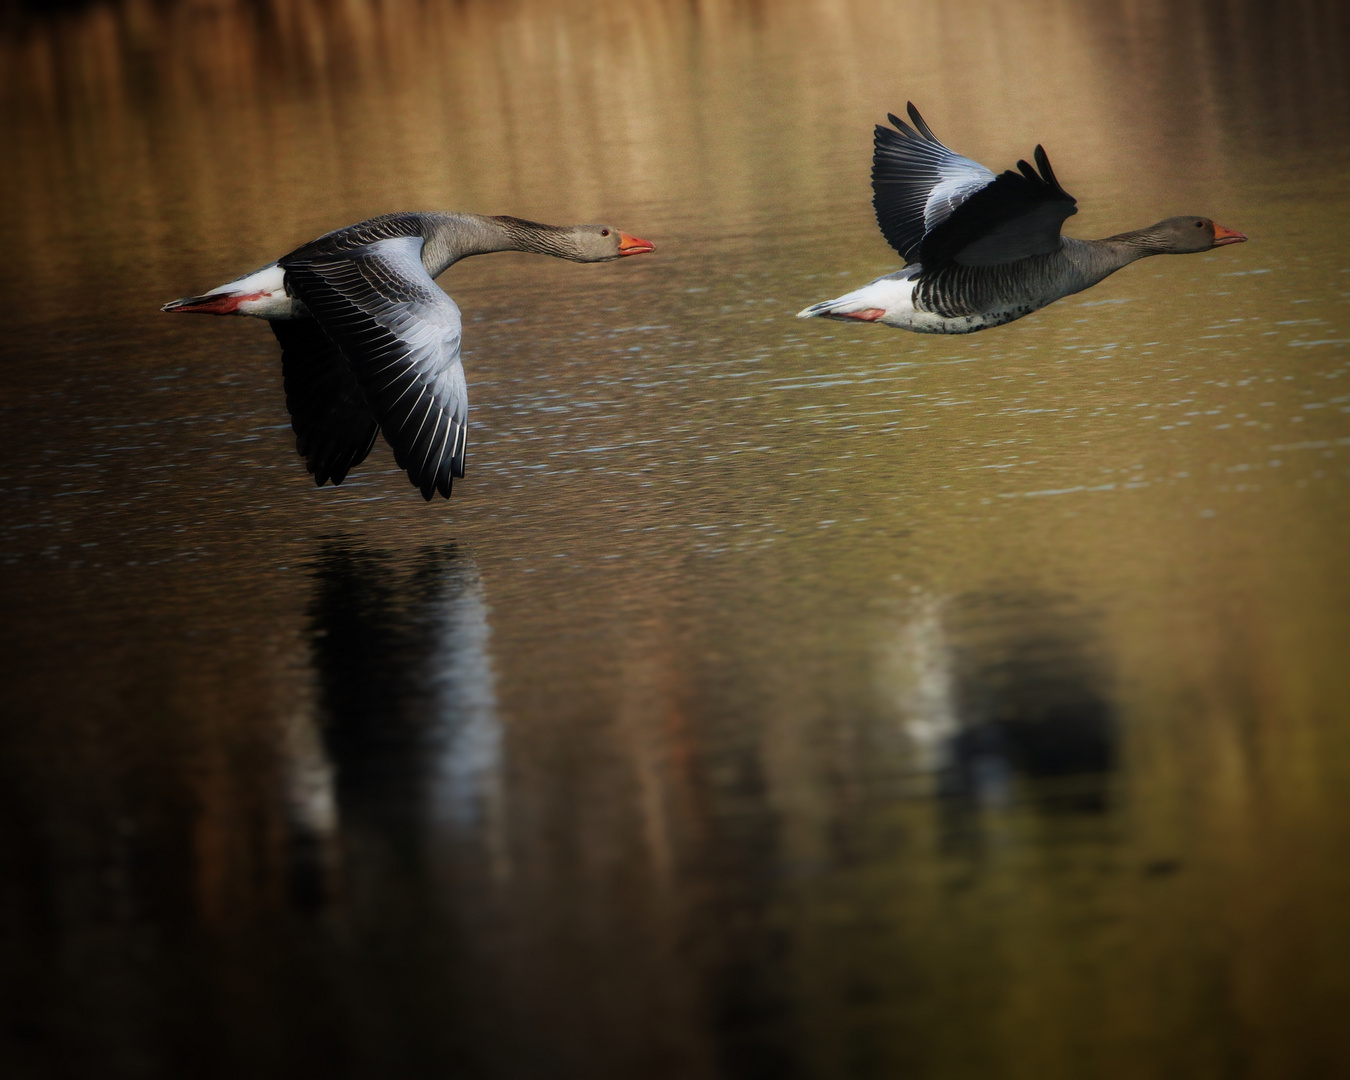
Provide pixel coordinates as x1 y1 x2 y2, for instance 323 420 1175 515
2 1 1350 1077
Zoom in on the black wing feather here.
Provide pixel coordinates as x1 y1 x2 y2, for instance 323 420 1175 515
918 160 1077 268
873 104 1079 269
281 236 467 501
270 319 378 486
905 101 940 142
873 104 999 264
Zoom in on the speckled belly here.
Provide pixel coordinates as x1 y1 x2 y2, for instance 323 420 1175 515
885 304 1040 335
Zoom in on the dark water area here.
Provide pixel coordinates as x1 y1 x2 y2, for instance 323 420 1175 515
2 0 1350 1077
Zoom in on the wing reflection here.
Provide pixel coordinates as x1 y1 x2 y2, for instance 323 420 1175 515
884 590 1117 814
296 542 503 907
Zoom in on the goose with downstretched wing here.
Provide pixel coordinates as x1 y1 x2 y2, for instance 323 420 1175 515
165 212 654 500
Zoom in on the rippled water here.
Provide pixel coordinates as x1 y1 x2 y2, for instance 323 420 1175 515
2 1 1350 1077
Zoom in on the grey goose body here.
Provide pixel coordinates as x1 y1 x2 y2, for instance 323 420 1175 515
798 104 1247 332
164 212 654 500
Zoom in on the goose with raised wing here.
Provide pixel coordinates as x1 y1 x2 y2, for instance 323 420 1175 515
164 213 654 499
798 104 1246 333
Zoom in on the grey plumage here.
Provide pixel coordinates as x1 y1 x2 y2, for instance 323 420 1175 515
281 231 468 500
801 104 1246 333
910 240 1125 322
166 212 653 500
872 103 1077 269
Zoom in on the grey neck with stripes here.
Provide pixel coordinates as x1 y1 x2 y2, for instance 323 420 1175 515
421 213 578 277
1059 235 1158 284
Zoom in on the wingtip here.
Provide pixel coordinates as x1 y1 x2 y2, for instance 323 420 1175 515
1033 144 1072 200
906 102 938 142
885 112 923 142
421 475 454 500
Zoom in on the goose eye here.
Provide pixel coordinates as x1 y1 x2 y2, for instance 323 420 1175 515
600 229 610 237
1196 221 1204 228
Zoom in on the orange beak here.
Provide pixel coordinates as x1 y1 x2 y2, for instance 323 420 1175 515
1212 222 1248 246
618 232 655 255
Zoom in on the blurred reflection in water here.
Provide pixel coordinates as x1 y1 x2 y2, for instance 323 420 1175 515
881 590 1116 813
943 592 1116 813
275 543 513 1077
310 544 500 823
299 543 503 903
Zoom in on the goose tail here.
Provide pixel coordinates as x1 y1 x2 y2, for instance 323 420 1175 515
797 298 842 318
162 292 245 314
162 262 292 318
797 271 917 322
795 294 886 322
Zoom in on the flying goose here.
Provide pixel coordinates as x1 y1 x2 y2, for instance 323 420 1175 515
798 104 1246 333
164 213 655 499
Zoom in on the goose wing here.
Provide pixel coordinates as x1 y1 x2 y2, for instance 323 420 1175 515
873 103 1077 268
280 234 468 501
271 319 379 487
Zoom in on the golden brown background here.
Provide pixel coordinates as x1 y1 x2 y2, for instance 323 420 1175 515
1 1 1349 1077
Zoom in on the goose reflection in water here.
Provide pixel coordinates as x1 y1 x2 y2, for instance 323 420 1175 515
884 590 1117 816
295 542 504 910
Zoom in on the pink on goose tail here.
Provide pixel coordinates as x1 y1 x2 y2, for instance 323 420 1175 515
162 291 265 315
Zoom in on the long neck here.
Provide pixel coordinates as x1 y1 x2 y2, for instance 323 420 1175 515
420 213 576 277
1059 233 1157 287
1092 225 1179 265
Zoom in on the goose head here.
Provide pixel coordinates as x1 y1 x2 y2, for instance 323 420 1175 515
1141 216 1248 254
563 224 656 261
